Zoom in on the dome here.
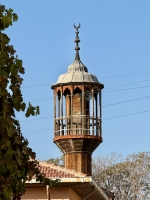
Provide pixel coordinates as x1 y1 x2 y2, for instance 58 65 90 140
51 24 103 88
53 56 100 85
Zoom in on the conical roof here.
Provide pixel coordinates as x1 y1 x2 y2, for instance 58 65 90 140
52 24 103 88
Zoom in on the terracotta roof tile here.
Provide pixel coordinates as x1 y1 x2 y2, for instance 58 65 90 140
38 161 87 178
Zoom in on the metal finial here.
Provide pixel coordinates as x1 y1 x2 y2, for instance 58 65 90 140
74 23 81 31
74 23 81 61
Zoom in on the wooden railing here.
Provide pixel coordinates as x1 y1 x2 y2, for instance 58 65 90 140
54 115 102 137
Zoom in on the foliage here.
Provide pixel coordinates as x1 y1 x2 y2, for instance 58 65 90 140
46 154 64 166
92 152 150 200
0 5 59 200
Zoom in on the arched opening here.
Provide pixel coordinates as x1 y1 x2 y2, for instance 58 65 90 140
84 88 92 115
73 87 82 95
93 89 101 136
55 90 61 137
64 88 71 117
84 88 92 135
64 88 71 96
57 90 61 97
64 88 71 135
73 87 81 116
72 87 82 134
57 90 61 118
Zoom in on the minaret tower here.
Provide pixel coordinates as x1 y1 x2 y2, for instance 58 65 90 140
51 24 104 175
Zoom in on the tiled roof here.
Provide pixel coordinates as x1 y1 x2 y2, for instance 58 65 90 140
38 161 87 178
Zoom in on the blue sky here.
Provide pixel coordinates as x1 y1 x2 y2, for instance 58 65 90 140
2 1 150 160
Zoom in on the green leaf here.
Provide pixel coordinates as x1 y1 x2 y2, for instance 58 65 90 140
36 106 40 115
21 103 26 111
25 109 30 118
16 59 22 68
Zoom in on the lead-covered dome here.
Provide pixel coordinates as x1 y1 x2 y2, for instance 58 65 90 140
54 56 100 85
52 24 103 88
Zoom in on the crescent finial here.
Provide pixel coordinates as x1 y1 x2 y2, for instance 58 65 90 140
74 23 81 31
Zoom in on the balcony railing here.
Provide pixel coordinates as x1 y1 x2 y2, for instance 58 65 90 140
54 115 102 138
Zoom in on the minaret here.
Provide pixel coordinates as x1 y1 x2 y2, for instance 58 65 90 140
51 24 104 175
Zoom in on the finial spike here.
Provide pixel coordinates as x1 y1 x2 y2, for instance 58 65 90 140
74 23 81 61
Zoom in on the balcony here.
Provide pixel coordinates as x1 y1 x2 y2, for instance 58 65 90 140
54 115 102 138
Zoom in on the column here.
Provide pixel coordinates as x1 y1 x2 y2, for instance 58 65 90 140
92 88 94 135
